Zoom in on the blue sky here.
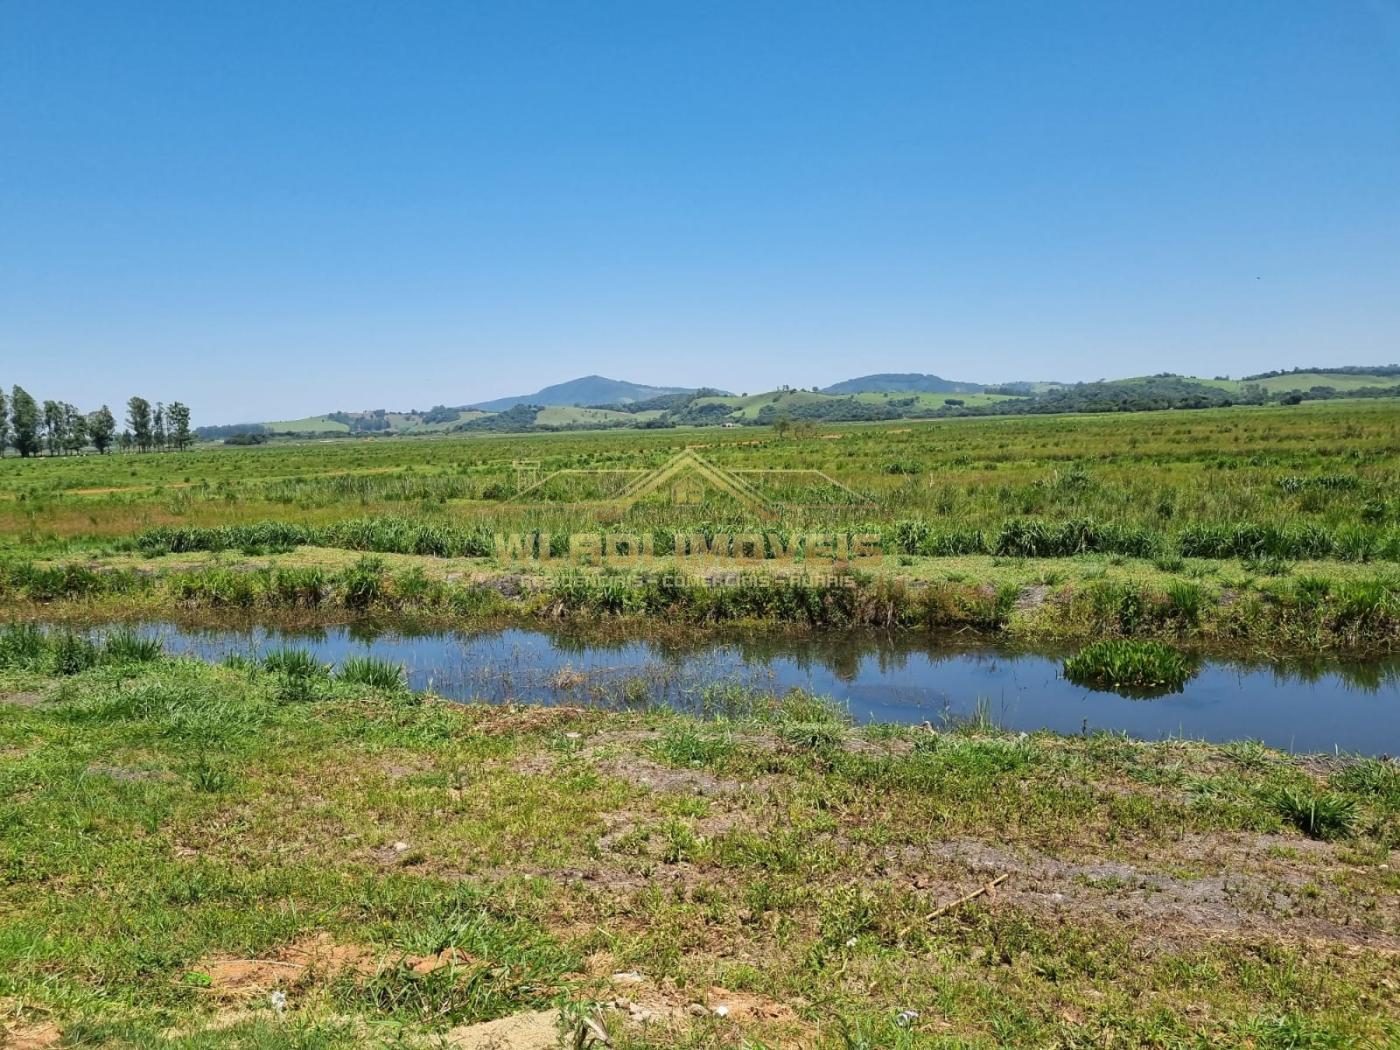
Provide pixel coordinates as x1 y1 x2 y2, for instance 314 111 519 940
3 1 1398 423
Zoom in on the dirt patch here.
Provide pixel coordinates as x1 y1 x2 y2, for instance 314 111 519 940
0 1021 61 1049
479 574 534 598
0 1000 60 1049
894 836 1400 950
194 934 494 999
409 947 479 975
594 755 746 797
192 934 385 994
443 1009 562 1050
84 763 170 783
601 971 808 1040
1013 585 1052 614
470 705 591 737
0 692 43 708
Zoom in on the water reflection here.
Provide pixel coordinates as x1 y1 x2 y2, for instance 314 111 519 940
72 621 1400 755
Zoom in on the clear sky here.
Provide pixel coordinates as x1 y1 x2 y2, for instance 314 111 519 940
3 1 1398 424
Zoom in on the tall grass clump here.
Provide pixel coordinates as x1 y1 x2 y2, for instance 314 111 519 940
338 655 407 691
1332 758 1400 809
0 623 49 670
340 556 387 609
892 520 986 556
995 517 1157 558
137 521 316 556
1064 640 1197 695
101 629 164 664
52 632 100 675
0 625 168 673
136 517 495 560
1271 786 1357 840
272 566 328 606
1165 581 1204 625
261 646 327 678
1178 521 1398 562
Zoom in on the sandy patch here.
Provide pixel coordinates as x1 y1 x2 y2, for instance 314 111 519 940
192 933 492 1000
442 1009 563 1049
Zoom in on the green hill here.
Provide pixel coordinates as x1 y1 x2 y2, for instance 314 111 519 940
210 366 1400 440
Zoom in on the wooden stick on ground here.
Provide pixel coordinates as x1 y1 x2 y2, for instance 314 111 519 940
924 873 1010 920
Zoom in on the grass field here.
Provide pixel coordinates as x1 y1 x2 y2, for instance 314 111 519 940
1243 372 1400 393
534 406 664 427
1 398 1395 537
263 415 352 434
0 399 1396 654
2 399 1398 1047
2 641 1397 1048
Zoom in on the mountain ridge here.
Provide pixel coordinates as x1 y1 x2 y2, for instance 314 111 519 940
820 373 987 395
196 366 1400 437
470 375 701 412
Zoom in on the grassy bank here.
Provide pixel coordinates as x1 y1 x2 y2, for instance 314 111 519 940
4 543 1397 654
1 639 1398 1048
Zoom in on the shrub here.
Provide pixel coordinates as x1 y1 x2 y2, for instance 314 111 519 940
884 460 921 475
1064 640 1196 694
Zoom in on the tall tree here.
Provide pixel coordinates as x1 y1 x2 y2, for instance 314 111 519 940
167 402 192 451
11 386 40 458
64 405 87 455
153 403 167 451
126 397 152 452
0 388 8 457
88 405 116 454
42 400 65 456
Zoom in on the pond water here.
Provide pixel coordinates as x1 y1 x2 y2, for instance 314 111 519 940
89 621 1400 755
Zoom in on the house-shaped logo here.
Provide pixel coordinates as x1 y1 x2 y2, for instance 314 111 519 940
509 447 868 517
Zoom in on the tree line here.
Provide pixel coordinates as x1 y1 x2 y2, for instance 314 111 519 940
0 388 193 457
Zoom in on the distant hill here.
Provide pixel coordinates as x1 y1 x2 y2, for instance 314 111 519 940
821 373 986 395
196 366 1400 441
470 375 701 412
